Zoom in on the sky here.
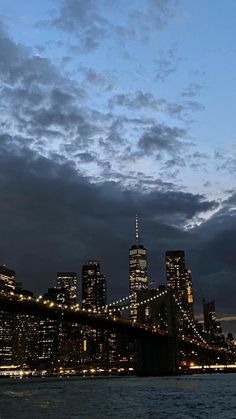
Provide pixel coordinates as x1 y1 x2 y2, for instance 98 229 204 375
0 0 236 333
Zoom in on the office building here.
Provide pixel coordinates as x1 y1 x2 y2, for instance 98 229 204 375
129 215 148 321
165 250 194 317
203 300 224 346
0 265 15 294
82 261 107 361
82 261 106 309
0 265 16 364
57 272 77 306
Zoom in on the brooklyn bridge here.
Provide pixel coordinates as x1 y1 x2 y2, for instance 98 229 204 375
0 290 235 376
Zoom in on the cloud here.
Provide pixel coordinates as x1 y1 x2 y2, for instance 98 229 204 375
181 83 203 98
79 66 114 90
130 0 178 32
109 91 163 111
38 0 179 52
138 124 187 155
109 91 205 121
154 47 180 81
44 0 108 52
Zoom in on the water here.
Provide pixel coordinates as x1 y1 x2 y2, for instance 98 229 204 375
0 374 236 418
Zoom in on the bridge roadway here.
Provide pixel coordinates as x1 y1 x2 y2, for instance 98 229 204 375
0 293 234 375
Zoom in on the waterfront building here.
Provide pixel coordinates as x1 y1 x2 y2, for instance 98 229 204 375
82 261 107 361
165 251 194 317
129 215 148 321
57 272 77 306
0 265 16 294
82 261 106 309
203 300 225 346
136 288 167 328
0 311 14 364
44 286 70 305
0 265 16 364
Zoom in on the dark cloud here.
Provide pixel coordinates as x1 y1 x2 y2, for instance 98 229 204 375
109 91 162 111
138 124 187 155
0 135 217 302
181 195 236 319
109 91 205 121
76 151 96 163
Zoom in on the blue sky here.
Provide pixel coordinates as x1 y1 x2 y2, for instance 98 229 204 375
1 0 236 330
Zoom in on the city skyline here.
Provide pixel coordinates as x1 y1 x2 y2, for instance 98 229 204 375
0 0 236 336
0 224 234 336
1 243 234 373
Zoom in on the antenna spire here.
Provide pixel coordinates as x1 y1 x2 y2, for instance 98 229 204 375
135 214 139 243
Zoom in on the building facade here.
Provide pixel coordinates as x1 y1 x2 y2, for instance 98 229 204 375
165 250 194 317
82 261 106 309
203 300 225 346
129 216 148 321
57 272 77 306
81 261 107 362
0 266 16 365
0 265 16 294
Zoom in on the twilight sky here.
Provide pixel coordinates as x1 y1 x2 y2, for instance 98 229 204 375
1 0 236 332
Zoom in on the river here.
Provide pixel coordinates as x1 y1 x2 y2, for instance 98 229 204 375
0 374 236 418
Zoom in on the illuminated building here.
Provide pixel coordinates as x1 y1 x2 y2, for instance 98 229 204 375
0 312 14 364
0 265 16 294
57 272 77 306
44 286 70 305
12 286 38 365
129 215 148 321
136 287 169 330
37 318 59 362
82 261 107 361
82 261 106 309
0 265 16 364
203 300 225 346
165 250 194 317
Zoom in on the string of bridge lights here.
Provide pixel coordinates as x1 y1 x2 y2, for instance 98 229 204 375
11 292 211 347
9 292 229 352
104 290 168 312
103 291 207 346
172 295 207 345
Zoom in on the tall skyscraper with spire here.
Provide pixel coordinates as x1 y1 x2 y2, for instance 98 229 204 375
129 215 148 321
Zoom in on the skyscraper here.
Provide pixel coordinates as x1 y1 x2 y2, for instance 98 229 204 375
0 265 16 364
82 261 106 309
129 215 148 321
0 265 15 294
81 261 107 362
203 300 224 345
57 272 77 306
165 250 194 317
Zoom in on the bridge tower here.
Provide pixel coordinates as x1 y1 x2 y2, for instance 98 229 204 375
136 289 179 375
